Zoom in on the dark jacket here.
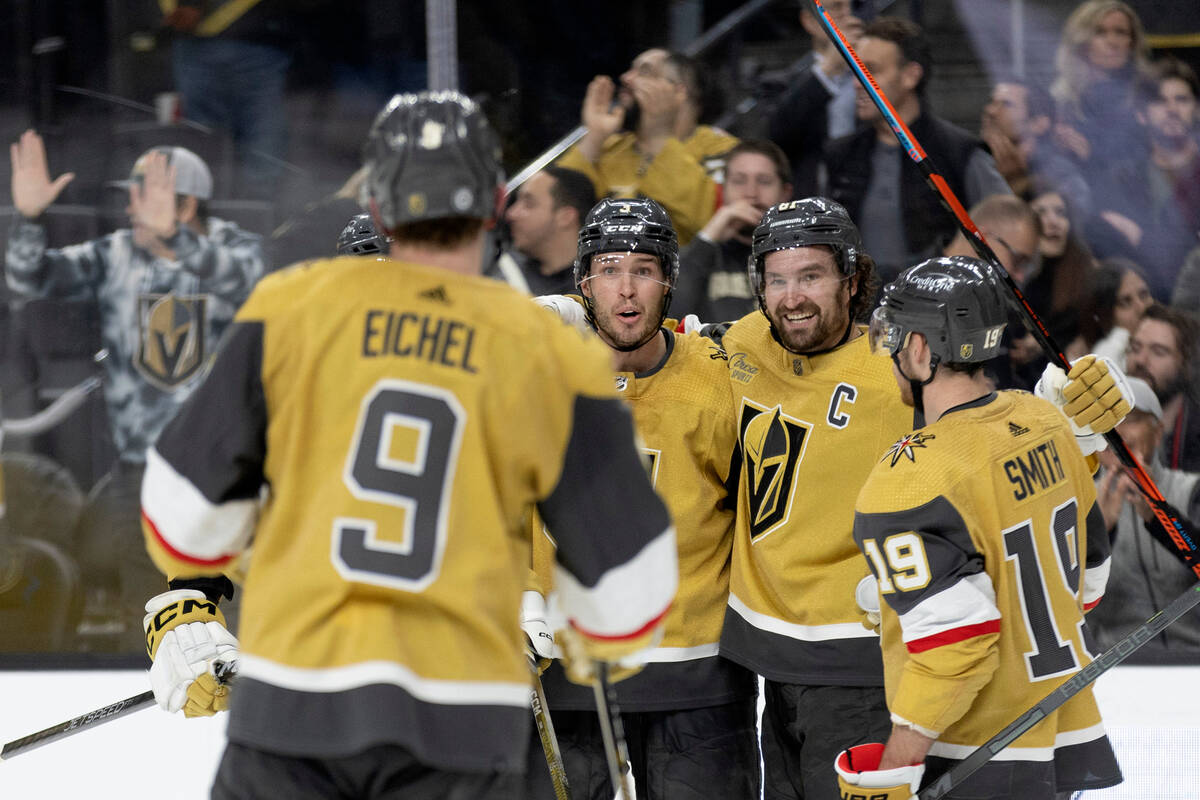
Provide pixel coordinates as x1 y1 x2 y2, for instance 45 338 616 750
823 111 981 259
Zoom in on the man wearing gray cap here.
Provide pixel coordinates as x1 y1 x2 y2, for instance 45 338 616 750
1088 376 1200 656
6 129 265 651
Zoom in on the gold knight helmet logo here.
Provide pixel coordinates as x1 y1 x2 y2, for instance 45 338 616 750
740 401 811 541
135 293 207 391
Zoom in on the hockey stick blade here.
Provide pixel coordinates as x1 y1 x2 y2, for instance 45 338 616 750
809 0 1200 579
1 659 238 761
919 580 1200 799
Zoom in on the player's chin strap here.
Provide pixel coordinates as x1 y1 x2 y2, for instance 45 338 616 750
892 353 938 418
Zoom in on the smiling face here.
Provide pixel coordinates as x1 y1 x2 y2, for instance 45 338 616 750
854 35 921 123
580 250 670 350
1113 268 1152 332
761 246 855 353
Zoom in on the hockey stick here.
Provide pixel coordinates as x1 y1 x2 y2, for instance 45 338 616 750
592 662 637 800
530 659 571 800
810 0 1200 580
918 580 1200 799
0 660 237 761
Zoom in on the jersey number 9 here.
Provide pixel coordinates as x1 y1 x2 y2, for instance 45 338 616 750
332 379 465 592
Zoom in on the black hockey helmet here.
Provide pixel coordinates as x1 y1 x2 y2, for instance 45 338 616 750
360 91 505 231
574 197 680 350
336 213 390 256
574 197 680 289
748 197 861 298
869 255 1008 367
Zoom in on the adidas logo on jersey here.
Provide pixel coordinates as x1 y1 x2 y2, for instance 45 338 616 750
419 285 449 303
1009 421 1030 437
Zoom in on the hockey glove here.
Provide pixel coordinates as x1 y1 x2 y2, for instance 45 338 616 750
144 589 238 717
1035 354 1133 456
835 743 923 800
557 618 661 686
533 294 591 335
855 575 882 635
521 590 555 675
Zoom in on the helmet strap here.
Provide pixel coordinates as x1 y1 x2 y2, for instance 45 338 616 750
892 352 939 416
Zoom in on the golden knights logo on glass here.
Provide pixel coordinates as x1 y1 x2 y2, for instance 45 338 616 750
739 399 811 541
135 293 207 391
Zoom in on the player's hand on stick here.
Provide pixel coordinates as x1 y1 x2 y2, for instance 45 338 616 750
521 591 556 675
144 589 238 717
557 618 661 686
835 743 923 800
1035 354 1133 455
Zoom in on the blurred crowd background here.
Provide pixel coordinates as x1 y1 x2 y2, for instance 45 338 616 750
0 0 1198 665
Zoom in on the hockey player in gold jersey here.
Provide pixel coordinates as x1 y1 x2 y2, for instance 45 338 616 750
528 197 760 799
139 92 678 799
716 197 907 799
837 256 1126 799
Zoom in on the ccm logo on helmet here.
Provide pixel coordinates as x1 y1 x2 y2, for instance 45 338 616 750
605 224 646 233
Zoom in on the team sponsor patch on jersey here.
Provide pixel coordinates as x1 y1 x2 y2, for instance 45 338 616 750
882 431 935 467
728 352 758 384
739 399 811 541
135 292 207 390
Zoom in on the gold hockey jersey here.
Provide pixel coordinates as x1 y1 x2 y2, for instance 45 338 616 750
534 330 755 711
556 126 738 245
141 256 676 773
854 391 1120 792
719 313 915 684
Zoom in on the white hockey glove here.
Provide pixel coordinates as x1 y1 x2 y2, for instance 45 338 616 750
521 590 555 674
144 589 238 717
533 294 591 335
835 743 924 800
855 574 882 635
1034 354 1133 456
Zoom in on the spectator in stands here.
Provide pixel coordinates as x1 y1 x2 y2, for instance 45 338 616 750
1026 178 1097 344
941 193 1040 390
160 0 294 200
942 193 1039 283
822 17 1011 283
1051 1 1152 181
1079 257 1154 366
769 0 864 197
557 48 737 245
5 131 264 651
1088 376 1200 656
497 166 595 296
1125 305 1200 472
980 76 1089 205
1092 57 1200 301
673 139 792 322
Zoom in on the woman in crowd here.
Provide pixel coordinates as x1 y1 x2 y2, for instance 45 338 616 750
1051 1 1152 179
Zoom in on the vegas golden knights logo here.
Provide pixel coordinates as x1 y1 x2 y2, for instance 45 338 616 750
135 293 207 391
740 401 811 541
